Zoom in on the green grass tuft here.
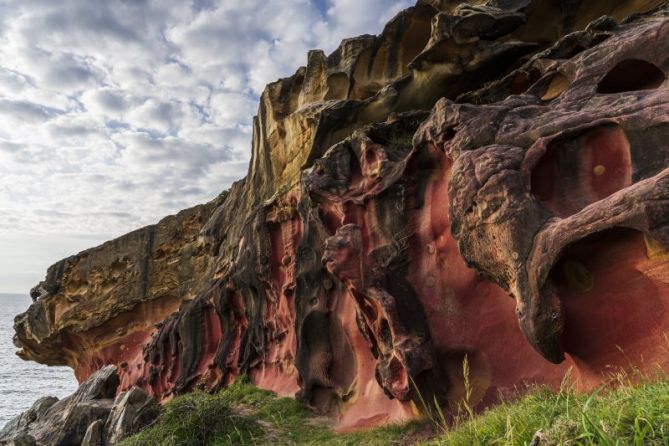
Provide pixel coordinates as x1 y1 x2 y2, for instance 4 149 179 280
120 390 264 446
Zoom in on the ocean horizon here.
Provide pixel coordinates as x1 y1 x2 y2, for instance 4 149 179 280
0 294 77 428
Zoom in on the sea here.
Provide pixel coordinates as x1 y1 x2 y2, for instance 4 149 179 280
0 294 78 428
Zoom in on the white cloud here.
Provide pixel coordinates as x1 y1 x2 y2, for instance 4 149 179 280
209 92 256 128
81 88 132 115
0 0 413 293
0 99 61 124
324 0 412 40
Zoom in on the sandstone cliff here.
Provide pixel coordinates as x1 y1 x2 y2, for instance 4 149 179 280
11 0 669 439
15 199 222 382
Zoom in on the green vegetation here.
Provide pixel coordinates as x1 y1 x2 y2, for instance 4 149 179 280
428 371 669 446
121 371 669 446
216 189 229 202
120 377 425 446
118 390 263 446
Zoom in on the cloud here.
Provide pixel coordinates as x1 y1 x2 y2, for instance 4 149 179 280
0 68 32 95
81 88 131 115
0 141 24 154
0 0 411 292
126 99 184 134
325 0 413 35
0 99 60 124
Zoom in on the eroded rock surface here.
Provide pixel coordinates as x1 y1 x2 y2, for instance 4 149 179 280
14 200 221 382
12 0 669 433
416 7 669 374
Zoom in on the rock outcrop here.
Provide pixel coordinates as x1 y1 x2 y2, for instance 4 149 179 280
11 0 669 436
15 200 221 382
0 366 159 446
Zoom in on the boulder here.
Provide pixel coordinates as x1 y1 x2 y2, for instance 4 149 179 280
104 387 160 445
0 366 160 446
81 420 104 446
0 367 116 446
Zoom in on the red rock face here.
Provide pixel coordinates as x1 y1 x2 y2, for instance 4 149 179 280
14 0 669 431
531 126 633 217
308 115 574 420
418 7 669 382
553 229 669 381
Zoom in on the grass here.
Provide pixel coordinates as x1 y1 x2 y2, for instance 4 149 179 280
121 371 669 446
118 390 264 446
428 369 669 446
120 377 425 446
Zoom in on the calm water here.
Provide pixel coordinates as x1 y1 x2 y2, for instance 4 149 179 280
0 294 77 428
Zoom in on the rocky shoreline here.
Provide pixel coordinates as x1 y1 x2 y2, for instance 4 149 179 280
0 367 158 446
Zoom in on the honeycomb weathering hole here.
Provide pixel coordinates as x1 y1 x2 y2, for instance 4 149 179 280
540 73 570 101
531 125 632 217
547 228 669 374
597 59 666 94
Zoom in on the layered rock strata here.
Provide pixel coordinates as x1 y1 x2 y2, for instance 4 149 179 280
12 0 669 433
15 200 221 381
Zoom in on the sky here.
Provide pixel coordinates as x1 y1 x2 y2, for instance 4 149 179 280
0 0 413 294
